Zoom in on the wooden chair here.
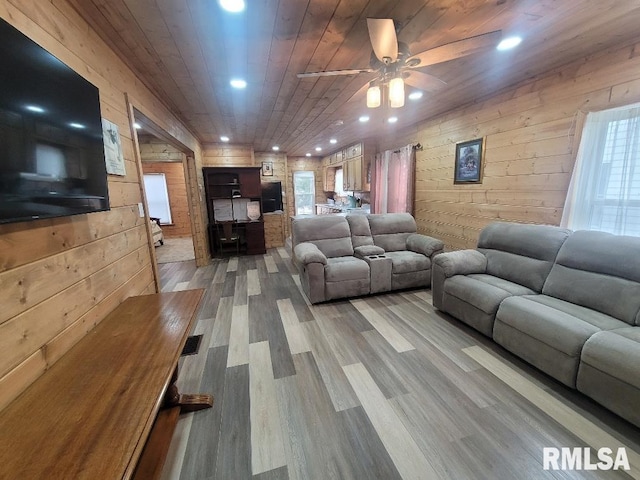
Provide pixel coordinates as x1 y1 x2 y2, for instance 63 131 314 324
216 220 240 256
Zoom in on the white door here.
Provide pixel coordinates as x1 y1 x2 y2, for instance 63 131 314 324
293 171 315 215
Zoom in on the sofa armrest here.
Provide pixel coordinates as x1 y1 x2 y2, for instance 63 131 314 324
354 245 385 258
294 242 327 265
432 249 487 278
406 234 445 257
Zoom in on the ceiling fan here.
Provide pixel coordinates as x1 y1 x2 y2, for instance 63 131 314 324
297 18 501 108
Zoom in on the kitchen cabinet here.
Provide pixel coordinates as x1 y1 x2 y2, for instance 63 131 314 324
322 140 374 193
343 157 362 192
323 166 336 192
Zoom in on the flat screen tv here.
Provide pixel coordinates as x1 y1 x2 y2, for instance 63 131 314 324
0 18 109 225
261 181 282 213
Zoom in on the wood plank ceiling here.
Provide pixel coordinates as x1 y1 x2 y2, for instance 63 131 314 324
68 0 640 156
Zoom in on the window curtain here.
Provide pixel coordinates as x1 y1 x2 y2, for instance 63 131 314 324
372 144 415 214
561 103 640 236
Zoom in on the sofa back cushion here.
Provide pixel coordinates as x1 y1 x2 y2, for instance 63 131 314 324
543 230 640 325
477 222 571 292
346 215 374 247
368 213 417 252
292 215 353 258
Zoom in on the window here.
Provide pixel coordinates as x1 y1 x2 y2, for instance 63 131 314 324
143 173 172 224
562 104 640 236
293 171 315 215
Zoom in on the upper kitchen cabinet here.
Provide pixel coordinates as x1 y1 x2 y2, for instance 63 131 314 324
342 141 374 192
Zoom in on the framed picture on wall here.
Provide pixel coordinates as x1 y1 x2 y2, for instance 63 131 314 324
454 138 484 184
262 162 273 176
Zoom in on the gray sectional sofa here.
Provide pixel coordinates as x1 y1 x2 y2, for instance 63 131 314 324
292 213 444 304
432 222 640 428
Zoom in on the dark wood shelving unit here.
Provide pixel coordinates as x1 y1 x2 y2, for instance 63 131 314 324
203 166 266 257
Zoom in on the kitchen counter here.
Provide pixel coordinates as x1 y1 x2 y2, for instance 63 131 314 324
315 203 370 215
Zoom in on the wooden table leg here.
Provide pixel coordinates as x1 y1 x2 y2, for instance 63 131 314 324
163 367 214 413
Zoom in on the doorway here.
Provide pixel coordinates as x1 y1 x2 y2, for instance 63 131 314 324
131 112 198 267
293 171 316 215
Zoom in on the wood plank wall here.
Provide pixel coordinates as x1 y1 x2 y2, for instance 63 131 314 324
141 162 192 238
202 144 254 166
378 36 640 251
0 0 203 410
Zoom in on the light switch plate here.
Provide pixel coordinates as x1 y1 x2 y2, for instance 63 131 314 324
138 202 145 217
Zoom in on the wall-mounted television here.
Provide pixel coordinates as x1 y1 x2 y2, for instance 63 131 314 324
261 181 283 213
0 18 109 225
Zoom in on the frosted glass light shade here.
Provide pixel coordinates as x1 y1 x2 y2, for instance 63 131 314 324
366 85 381 108
389 77 405 108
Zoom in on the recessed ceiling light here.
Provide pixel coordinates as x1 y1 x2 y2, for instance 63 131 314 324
359 115 370 123
219 0 245 13
315 147 322 152
408 91 423 100
230 78 247 89
329 138 337 144
220 135 230 142
134 122 142 129
69 122 86 129
388 116 398 124
272 146 280 151
25 105 45 113
497 36 522 51
305 153 311 157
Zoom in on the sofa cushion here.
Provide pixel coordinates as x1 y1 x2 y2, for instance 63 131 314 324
325 256 369 282
346 215 374 247
494 295 628 387
444 274 535 315
579 328 640 390
292 216 354 258
543 230 640 325
577 327 640 428
477 222 571 292
384 251 430 274
368 213 416 252
496 295 628 357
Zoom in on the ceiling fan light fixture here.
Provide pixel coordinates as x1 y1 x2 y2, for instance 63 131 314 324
389 77 405 108
366 85 381 108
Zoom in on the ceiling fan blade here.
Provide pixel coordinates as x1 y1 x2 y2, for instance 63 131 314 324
403 71 447 92
406 30 502 68
367 18 398 63
297 68 373 78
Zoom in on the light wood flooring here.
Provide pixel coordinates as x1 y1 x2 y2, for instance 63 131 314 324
158 249 640 480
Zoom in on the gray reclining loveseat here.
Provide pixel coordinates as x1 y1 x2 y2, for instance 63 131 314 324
292 213 443 304
432 222 640 428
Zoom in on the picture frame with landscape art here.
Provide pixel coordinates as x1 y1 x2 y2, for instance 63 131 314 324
454 138 484 184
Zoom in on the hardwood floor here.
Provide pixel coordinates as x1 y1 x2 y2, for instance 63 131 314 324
159 251 640 480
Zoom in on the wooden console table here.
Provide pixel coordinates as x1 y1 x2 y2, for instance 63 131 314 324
0 289 211 479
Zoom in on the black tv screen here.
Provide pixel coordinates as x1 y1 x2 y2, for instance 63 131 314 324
0 18 109 224
261 181 282 213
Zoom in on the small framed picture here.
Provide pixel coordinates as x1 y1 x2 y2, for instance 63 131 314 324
454 138 484 184
262 162 273 176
